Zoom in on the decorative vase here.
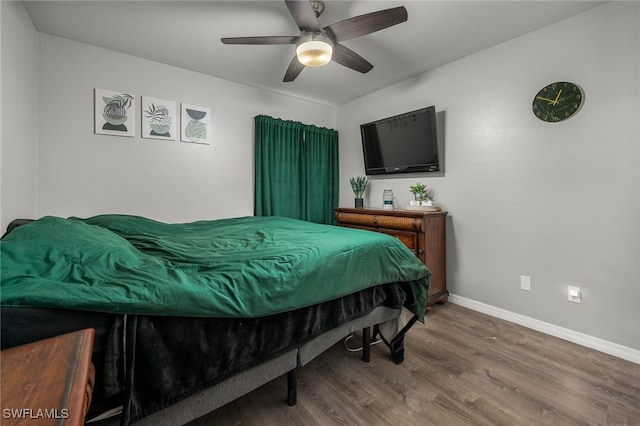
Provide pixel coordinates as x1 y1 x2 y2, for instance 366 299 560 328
382 189 394 210
355 198 364 208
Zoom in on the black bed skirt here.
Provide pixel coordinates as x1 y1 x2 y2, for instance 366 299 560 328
1 281 417 424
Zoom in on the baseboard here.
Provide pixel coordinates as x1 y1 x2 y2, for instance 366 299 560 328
448 294 640 365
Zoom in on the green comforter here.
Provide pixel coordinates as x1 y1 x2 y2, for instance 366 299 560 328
1 215 430 320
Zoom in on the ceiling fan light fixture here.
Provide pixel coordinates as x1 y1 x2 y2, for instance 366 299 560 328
296 34 333 67
222 3 408 82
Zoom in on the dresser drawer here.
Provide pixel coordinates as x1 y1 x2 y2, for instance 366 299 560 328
334 212 421 232
380 229 417 253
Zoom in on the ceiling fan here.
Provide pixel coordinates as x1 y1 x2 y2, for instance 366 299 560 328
221 0 408 82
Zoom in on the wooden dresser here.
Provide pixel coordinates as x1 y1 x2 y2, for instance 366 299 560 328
0 329 95 425
334 207 448 306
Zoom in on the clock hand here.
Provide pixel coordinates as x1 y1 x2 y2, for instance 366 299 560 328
553 89 563 105
536 96 556 103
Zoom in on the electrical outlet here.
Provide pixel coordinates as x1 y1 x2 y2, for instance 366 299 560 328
520 275 531 291
568 286 581 303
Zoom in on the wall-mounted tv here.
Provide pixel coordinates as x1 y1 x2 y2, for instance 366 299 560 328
360 106 439 176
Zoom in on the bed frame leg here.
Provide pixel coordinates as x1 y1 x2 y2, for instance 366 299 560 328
362 326 371 362
287 368 297 406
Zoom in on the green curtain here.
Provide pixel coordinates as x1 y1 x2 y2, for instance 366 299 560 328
254 115 339 224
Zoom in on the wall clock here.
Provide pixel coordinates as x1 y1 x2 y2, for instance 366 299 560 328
532 81 583 122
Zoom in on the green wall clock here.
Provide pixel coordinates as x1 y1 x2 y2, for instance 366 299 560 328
532 81 583 122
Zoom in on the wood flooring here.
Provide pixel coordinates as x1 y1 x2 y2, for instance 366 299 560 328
188 303 640 425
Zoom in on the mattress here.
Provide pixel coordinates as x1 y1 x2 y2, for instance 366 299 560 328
1 214 430 319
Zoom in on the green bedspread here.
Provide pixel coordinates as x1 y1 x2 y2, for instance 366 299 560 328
1 215 430 320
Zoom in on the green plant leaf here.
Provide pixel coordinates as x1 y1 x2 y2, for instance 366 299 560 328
186 119 206 141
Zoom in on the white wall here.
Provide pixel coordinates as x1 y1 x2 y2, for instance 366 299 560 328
35 34 335 224
337 2 639 351
1 1 40 232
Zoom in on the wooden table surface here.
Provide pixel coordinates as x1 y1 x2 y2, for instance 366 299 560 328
1 328 95 425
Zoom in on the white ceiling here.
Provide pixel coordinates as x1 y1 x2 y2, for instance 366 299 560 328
23 1 605 106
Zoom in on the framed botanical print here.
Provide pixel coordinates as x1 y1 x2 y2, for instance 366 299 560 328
142 96 177 140
95 88 135 137
181 103 210 144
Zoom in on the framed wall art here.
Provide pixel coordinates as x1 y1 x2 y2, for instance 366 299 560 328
181 103 210 144
142 96 177 140
94 88 135 137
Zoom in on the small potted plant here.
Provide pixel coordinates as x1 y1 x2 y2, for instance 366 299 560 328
409 182 430 205
349 176 367 208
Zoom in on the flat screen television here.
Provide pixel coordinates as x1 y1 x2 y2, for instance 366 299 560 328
360 106 439 175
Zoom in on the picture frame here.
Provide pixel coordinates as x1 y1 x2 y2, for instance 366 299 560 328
94 88 136 137
142 96 177 140
181 103 210 144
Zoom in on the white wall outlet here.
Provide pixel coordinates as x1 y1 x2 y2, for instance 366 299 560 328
520 275 531 291
568 286 582 303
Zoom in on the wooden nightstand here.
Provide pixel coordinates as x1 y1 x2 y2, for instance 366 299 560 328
1 329 95 425
334 207 448 306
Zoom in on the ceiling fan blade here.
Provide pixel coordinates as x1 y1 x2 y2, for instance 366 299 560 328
221 36 298 45
324 6 408 42
283 55 305 82
285 0 321 32
331 43 373 74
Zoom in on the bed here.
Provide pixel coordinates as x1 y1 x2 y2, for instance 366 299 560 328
0 214 430 425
